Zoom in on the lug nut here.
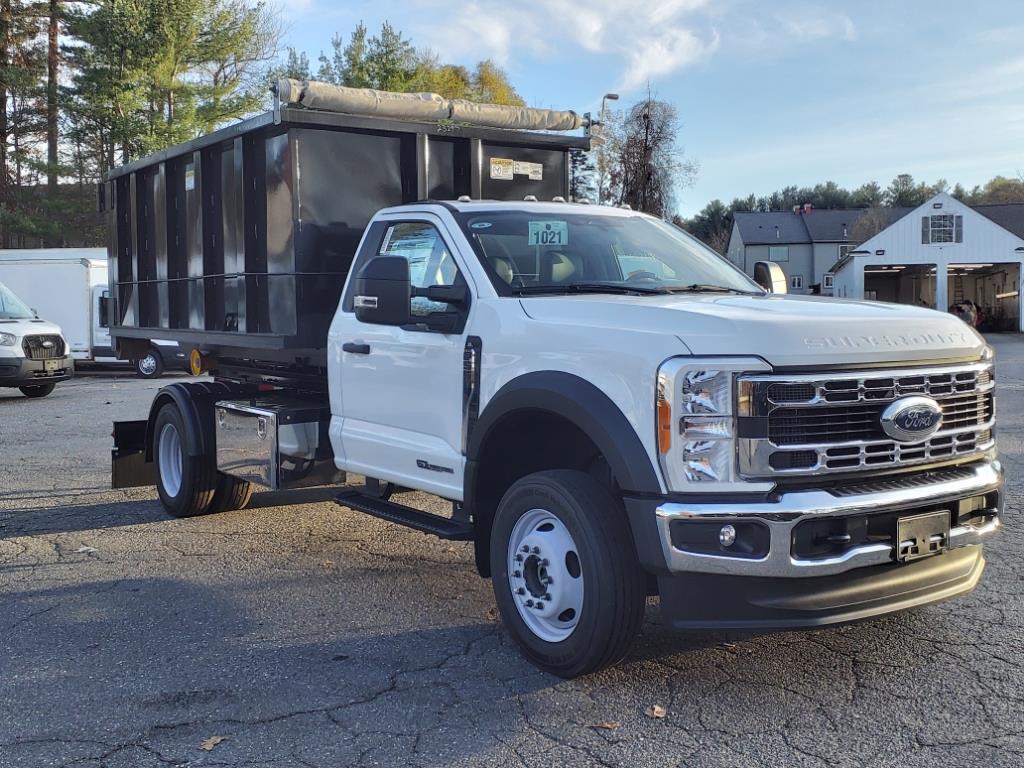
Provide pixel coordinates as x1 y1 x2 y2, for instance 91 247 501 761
516 587 525 595
525 599 534 607
540 558 549 567
515 554 523 562
522 545 530 553
535 601 544 609
512 570 521 578
544 593 552 601
532 547 540 554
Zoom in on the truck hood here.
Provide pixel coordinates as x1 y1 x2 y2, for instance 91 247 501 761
519 293 986 369
0 317 65 341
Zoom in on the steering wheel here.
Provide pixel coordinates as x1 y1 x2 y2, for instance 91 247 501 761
626 270 661 283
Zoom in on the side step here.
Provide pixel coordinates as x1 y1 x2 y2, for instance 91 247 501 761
336 490 473 541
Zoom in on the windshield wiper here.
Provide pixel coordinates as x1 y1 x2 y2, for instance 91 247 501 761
513 282 668 296
664 283 758 295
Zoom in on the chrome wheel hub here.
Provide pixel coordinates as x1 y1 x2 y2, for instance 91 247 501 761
139 353 158 376
507 508 584 642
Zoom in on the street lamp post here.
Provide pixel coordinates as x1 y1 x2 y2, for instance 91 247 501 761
597 92 618 205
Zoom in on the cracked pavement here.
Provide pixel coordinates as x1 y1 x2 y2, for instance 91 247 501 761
2 336 1023 768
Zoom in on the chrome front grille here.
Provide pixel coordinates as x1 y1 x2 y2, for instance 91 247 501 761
22 334 65 360
739 361 995 478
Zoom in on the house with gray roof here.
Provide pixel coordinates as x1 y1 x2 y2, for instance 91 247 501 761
726 205 909 295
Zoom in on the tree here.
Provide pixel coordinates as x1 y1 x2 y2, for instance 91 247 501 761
568 148 595 202
850 181 884 207
607 91 695 217
848 207 890 245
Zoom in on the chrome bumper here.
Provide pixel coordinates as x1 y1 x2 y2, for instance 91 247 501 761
655 461 1003 578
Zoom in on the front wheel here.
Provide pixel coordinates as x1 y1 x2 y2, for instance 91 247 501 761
19 383 56 398
490 470 646 678
135 349 164 379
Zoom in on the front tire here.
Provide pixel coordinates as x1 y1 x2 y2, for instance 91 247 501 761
19 383 56 398
136 349 164 379
490 470 646 678
153 403 218 517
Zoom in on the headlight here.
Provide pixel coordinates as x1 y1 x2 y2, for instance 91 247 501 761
980 344 994 362
0 332 16 346
657 357 772 492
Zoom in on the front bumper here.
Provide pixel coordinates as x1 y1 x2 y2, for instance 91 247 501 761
651 460 1002 578
624 460 1002 629
0 355 74 386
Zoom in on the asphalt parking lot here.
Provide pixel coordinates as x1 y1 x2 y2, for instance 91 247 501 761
2 338 1023 768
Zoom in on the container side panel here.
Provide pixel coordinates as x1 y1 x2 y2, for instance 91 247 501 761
113 177 134 326
480 144 568 201
152 164 169 328
166 159 189 328
292 128 404 345
222 139 246 332
265 131 295 336
244 133 270 333
426 137 458 200
202 146 225 331
185 152 204 329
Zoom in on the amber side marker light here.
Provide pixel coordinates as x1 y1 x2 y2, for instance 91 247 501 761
657 389 673 455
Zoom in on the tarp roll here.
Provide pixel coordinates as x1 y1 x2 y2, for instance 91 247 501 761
276 79 586 132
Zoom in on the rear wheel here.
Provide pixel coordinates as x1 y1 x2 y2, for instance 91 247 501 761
136 349 164 379
208 472 254 513
153 403 217 517
490 469 646 678
19 383 56 398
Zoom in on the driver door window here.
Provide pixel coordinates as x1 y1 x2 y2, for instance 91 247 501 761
380 222 463 317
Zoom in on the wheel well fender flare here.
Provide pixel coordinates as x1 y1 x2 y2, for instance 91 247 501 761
144 381 236 460
466 370 662 495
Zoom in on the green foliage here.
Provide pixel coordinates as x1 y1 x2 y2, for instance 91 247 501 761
308 22 524 105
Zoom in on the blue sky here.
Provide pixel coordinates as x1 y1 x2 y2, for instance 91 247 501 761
280 1 1024 216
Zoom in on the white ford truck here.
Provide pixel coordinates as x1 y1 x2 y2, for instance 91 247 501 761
108 83 1001 677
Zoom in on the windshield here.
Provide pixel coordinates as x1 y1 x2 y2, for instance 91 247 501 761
0 282 34 319
456 210 762 296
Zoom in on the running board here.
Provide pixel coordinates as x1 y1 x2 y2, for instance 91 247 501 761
335 491 473 541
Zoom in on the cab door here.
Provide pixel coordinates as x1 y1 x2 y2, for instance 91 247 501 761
329 214 475 499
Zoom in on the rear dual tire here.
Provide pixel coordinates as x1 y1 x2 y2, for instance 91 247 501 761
490 470 646 678
153 403 252 517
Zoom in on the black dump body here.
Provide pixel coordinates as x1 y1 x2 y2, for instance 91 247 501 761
102 104 589 383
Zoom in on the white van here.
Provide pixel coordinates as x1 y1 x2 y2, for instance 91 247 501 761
0 249 187 378
0 280 72 397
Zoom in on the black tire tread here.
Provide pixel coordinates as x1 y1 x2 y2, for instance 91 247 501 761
19 383 56 398
209 473 254 513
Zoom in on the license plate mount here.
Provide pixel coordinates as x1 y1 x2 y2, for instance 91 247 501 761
44 359 60 372
897 510 950 563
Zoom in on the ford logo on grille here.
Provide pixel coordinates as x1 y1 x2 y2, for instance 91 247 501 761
880 396 943 442
41 340 54 348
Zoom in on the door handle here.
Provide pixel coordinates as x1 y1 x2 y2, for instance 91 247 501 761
342 342 371 355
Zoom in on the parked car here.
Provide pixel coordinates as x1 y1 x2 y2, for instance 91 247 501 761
0 251 188 378
108 80 1001 677
0 280 72 397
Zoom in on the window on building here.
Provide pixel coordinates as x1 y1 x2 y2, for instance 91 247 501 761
768 246 789 262
790 275 803 290
922 214 963 244
823 273 834 289
839 244 854 259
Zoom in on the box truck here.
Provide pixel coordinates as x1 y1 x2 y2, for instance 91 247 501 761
0 250 188 378
107 80 1001 677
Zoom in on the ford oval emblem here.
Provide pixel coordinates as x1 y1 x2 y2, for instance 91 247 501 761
41 340 54 348
880 396 943 442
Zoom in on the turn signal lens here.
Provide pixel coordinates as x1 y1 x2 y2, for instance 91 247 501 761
657 377 673 454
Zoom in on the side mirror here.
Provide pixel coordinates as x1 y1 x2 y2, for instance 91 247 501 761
98 295 110 328
354 256 411 326
753 261 788 294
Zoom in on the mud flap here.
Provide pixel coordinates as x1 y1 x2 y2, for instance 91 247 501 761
112 420 156 488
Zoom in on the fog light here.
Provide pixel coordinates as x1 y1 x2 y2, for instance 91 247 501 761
719 524 737 548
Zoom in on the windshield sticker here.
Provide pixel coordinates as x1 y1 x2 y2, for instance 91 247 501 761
514 161 543 181
528 221 569 246
490 158 514 180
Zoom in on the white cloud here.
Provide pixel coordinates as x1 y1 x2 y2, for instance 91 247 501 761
416 0 720 95
777 9 857 42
